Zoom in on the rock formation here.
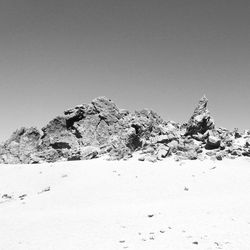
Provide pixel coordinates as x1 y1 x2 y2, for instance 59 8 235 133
0 96 249 164
185 95 214 136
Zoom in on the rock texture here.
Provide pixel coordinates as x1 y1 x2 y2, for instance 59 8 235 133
0 96 250 164
185 96 215 136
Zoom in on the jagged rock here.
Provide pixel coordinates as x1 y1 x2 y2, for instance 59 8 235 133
242 149 250 157
230 148 242 156
142 146 156 154
177 138 201 152
80 146 99 160
154 133 178 144
91 96 121 124
233 128 241 139
216 154 223 160
176 150 198 160
40 116 80 162
1 95 250 164
31 148 60 163
245 139 250 148
205 135 221 150
215 151 227 160
167 140 179 152
186 96 215 136
108 146 132 161
243 130 250 136
146 155 158 163
0 127 41 164
157 147 170 159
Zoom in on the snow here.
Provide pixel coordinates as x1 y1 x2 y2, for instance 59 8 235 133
0 157 250 250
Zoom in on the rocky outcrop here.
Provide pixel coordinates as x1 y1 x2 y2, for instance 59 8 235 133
0 96 250 164
185 96 215 136
0 127 41 164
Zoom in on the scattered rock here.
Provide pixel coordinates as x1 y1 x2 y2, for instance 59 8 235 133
2 194 12 199
18 194 27 200
147 214 154 218
38 187 50 194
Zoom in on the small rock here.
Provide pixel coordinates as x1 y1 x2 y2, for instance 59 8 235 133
38 187 50 194
19 194 27 200
138 155 145 161
2 194 12 199
146 156 157 163
216 154 223 160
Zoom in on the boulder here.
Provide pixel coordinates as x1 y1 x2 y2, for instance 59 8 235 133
175 150 198 160
91 96 121 124
0 127 41 164
205 136 221 150
157 147 170 159
80 146 99 160
138 155 145 161
31 148 61 163
245 139 250 148
146 155 158 163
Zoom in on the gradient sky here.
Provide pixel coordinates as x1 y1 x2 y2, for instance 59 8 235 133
0 0 249 141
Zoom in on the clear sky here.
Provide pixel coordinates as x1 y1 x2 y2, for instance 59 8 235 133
0 0 249 141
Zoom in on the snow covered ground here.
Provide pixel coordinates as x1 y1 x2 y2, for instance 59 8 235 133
0 157 250 250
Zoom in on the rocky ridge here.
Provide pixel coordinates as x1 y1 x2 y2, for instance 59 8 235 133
0 96 250 164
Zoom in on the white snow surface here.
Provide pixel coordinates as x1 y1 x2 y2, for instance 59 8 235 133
0 157 250 250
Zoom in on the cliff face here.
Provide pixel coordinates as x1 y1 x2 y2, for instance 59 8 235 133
0 96 250 164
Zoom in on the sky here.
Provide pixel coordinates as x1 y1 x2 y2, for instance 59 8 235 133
0 0 249 141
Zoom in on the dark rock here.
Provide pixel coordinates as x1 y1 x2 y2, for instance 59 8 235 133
245 139 250 148
233 128 241 139
242 149 250 157
230 148 242 156
216 152 224 160
205 135 221 150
